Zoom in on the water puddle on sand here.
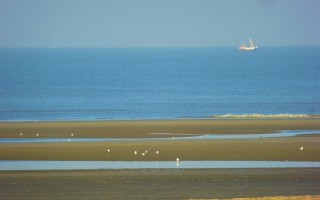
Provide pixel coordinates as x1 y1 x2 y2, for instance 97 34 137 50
1 160 320 170
1 130 320 143
203 129 320 139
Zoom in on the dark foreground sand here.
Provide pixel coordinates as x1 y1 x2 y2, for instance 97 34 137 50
1 168 319 200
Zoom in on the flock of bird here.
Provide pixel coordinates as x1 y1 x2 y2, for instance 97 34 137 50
18 132 181 162
106 147 180 163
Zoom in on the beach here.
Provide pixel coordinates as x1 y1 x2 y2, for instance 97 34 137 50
1 119 320 199
1 168 319 200
1 119 320 138
1 119 320 161
1 134 320 161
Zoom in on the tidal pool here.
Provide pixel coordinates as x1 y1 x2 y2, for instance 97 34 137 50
1 160 320 170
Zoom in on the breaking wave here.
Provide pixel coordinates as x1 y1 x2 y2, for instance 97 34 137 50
209 114 315 119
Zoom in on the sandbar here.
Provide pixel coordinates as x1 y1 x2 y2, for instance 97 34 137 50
1 119 320 161
1 136 320 161
1 119 320 138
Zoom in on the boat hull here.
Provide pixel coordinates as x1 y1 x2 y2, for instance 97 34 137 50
239 46 258 51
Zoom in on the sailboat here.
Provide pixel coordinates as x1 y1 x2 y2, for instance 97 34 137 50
239 38 258 51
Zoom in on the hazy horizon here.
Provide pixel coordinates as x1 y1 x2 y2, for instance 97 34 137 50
1 0 319 48
2 45 320 49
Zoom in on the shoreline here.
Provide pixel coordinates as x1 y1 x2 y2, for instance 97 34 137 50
2 113 320 123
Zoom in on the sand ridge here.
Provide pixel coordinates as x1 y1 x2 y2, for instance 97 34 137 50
1 119 320 138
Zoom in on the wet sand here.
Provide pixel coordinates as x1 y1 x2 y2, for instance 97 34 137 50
1 168 319 200
206 196 320 200
1 119 320 161
1 119 320 138
1 136 320 161
1 119 320 199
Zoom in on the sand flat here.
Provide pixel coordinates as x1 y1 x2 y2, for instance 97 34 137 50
195 195 320 200
1 119 320 199
1 119 320 161
1 119 320 138
0 168 319 200
1 136 320 161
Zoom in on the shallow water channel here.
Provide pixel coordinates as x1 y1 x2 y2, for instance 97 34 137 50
1 130 320 143
1 160 320 170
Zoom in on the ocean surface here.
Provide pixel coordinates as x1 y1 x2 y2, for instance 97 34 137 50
0 47 319 121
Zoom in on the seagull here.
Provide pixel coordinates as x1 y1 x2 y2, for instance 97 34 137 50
134 150 138 155
20 133 23 136
36 133 39 137
156 150 159 155
107 149 111 153
176 158 180 162
142 153 145 156
300 146 304 151
71 133 74 137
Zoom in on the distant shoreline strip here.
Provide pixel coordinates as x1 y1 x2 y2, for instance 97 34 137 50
0 113 320 122
209 114 320 119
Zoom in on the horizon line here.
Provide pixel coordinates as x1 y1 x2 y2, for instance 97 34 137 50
1 44 320 49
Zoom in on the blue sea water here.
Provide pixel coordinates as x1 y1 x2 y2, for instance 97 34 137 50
0 47 319 121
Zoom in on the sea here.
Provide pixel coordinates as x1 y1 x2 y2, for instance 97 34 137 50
0 46 319 121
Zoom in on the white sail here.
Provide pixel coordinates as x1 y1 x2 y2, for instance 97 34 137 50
249 38 254 47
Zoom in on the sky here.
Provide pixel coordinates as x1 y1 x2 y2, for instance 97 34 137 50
0 0 319 48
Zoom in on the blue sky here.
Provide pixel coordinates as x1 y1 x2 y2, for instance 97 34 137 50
0 0 319 48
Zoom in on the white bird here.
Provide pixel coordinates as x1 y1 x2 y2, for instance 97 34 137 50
176 157 180 162
71 133 74 137
107 149 111 153
20 133 23 136
134 150 138 155
300 146 304 151
145 150 148 154
156 150 159 155
36 133 39 137
142 153 145 156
